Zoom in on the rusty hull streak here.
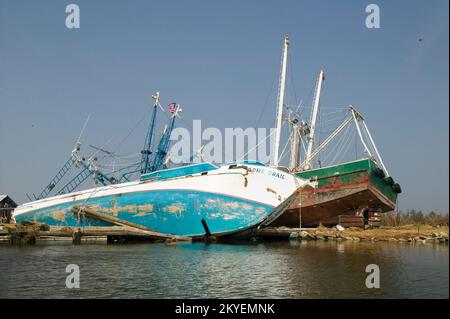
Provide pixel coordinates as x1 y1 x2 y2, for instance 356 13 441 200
313 173 369 193
272 172 396 227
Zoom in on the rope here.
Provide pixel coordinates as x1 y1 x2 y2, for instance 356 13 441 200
278 129 293 165
254 73 277 129
329 125 353 165
237 127 276 162
320 122 350 166
112 109 149 154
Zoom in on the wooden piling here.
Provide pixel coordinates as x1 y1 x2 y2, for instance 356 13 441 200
72 229 82 245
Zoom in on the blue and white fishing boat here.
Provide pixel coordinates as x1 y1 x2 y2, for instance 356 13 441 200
13 161 309 237
13 93 313 237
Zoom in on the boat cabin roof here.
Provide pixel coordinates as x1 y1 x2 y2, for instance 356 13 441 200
140 162 218 181
236 160 266 166
140 160 268 182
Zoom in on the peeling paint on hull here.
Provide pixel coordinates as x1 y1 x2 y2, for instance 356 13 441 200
14 190 273 237
271 159 399 227
14 164 308 237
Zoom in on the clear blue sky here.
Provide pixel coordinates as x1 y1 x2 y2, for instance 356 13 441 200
0 0 448 213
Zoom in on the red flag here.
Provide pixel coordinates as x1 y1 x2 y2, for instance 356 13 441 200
169 103 176 114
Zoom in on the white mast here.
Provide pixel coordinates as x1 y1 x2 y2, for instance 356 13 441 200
273 35 289 167
350 106 390 177
290 127 299 170
304 69 325 170
350 106 372 158
288 109 299 170
361 120 389 177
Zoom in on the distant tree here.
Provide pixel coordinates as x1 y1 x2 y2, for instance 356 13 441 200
410 210 424 233
381 209 448 228
412 210 425 224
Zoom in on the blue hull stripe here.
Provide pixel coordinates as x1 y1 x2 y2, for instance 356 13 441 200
15 190 273 237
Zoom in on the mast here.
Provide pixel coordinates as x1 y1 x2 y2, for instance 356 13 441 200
150 103 182 172
141 92 160 174
290 125 299 170
288 108 299 170
304 69 325 170
273 35 289 167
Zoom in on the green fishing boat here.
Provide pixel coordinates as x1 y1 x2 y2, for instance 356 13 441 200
271 158 401 227
268 36 401 227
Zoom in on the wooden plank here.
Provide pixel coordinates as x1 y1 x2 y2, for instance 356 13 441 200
72 206 156 232
71 206 191 241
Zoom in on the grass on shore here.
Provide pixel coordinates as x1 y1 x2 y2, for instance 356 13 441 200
315 223 449 240
343 225 448 239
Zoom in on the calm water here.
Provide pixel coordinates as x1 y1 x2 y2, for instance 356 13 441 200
0 240 448 298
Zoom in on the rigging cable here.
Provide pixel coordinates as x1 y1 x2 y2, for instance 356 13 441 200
254 73 278 130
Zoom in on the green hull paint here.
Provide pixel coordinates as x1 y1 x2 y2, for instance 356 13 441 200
295 158 398 206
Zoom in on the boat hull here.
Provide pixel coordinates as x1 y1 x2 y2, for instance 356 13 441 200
270 159 399 227
14 164 306 237
14 189 274 236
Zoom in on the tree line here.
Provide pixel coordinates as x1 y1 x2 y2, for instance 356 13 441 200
381 209 449 227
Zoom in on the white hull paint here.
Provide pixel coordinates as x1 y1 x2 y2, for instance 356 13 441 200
13 164 312 236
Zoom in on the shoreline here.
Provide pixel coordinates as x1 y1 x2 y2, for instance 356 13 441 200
0 222 448 245
257 225 449 244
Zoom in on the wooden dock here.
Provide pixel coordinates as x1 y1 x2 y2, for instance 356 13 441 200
0 221 191 245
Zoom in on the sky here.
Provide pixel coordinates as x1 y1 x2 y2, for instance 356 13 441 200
0 0 448 213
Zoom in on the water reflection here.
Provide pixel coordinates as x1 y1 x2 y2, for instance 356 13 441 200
0 241 448 298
